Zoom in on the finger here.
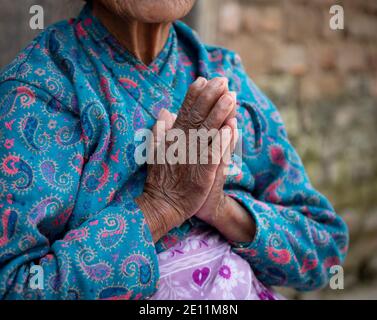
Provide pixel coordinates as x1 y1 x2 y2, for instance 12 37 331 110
153 108 171 145
214 153 228 186
201 92 235 130
164 111 176 132
213 122 237 178
213 117 238 172
221 133 233 169
185 77 208 108
214 133 232 184
226 117 239 154
224 91 237 124
188 77 229 128
203 125 232 167
175 77 207 128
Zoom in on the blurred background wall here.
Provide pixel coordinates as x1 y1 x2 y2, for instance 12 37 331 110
0 0 376 299
0 0 83 67
202 0 377 299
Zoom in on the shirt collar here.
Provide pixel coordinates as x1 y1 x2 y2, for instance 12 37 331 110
75 3 177 75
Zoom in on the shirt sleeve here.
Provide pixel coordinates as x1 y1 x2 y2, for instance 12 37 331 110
0 80 159 300
224 53 349 291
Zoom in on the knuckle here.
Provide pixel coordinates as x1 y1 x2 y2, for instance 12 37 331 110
200 120 211 131
201 116 220 133
175 107 189 127
188 82 199 93
187 84 200 99
200 91 214 104
174 118 188 132
209 77 222 85
184 94 195 108
188 110 203 128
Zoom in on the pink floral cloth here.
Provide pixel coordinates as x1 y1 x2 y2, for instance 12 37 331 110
149 227 283 300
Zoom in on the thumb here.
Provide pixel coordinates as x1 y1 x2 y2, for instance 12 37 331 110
153 108 171 144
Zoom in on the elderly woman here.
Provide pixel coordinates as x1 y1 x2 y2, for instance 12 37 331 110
0 0 348 300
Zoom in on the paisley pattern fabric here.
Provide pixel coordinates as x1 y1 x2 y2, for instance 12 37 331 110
0 3 348 299
149 226 283 300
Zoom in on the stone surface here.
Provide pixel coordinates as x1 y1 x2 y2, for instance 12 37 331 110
218 1 242 35
0 0 83 68
272 44 308 75
347 13 377 40
284 4 322 41
243 6 283 34
336 43 367 73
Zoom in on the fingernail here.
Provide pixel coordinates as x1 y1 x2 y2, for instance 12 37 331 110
229 91 237 101
194 77 207 88
213 77 226 88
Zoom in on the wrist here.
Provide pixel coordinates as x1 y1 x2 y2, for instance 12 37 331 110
213 195 256 243
201 193 229 228
135 191 184 242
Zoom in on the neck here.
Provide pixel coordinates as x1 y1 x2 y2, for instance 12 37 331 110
92 2 171 65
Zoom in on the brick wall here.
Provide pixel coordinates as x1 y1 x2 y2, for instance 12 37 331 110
0 0 83 68
198 0 377 299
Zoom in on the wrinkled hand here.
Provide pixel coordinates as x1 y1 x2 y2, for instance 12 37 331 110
136 77 238 241
195 116 239 226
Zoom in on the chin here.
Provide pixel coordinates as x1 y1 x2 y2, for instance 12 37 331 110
102 0 196 23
